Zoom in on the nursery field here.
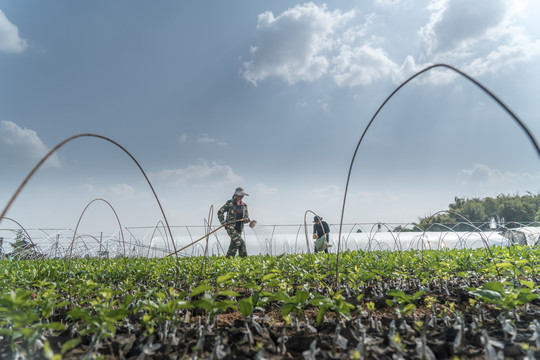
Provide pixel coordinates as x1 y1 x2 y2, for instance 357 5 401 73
1 246 540 360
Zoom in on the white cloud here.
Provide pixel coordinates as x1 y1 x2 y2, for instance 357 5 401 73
196 134 227 146
332 44 398 87
311 184 342 198
417 0 540 77
457 164 537 187
109 183 136 197
458 164 502 184
255 183 278 194
0 10 27 53
346 190 399 202
420 0 507 56
197 134 215 143
317 99 330 112
242 1 540 88
150 161 243 186
375 0 403 6
78 183 96 193
179 133 188 142
242 3 355 85
296 96 331 111
464 27 540 76
76 182 148 201
393 56 458 85
0 120 61 168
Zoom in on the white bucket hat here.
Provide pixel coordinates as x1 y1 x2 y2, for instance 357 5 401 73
234 187 249 196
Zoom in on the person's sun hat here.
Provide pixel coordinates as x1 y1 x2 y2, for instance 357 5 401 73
234 187 249 196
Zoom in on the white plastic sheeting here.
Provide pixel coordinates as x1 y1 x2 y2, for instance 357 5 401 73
1 224 529 258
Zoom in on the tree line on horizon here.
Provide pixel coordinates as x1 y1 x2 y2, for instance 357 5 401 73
413 193 540 231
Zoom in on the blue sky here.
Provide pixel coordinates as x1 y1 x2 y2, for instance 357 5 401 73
1 0 540 233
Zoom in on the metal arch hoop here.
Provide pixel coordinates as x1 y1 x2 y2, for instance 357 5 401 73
0 134 180 272
335 63 540 288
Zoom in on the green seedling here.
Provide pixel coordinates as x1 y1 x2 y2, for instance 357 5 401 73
310 290 355 327
278 289 311 326
0 289 66 358
468 280 539 317
190 284 239 322
386 289 426 316
238 281 273 322
67 288 130 358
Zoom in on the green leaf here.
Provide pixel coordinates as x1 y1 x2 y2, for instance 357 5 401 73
175 300 193 309
387 289 409 302
309 295 331 307
282 311 291 325
238 298 253 318
121 294 134 308
470 289 503 303
192 299 212 312
520 280 535 289
295 290 310 304
403 303 416 314
411 290 426 301
217 272 235 285
217 290 240 298
190 284 212 297
517 292 538 304
281 302 297 317
515 259 528 267
483 282 505 294
36 322 65 331
214 300 235 312
61 337 82 355
339 300 354 313
241 282 260 290
272 291 291 302
43 340 61 360
67 308 91 322
21 328 35 337
105 309 129 321
262 273 277 281
316 306 330 326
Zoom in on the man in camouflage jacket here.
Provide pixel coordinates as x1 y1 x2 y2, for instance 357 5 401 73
218 187 250 257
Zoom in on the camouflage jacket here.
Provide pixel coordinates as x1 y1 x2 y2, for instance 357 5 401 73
218 198 249 231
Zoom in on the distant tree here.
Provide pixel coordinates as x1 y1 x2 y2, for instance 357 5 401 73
416 212 454 231
10 230 31 258
417 193 540 231
458 199 487 225
9 230 37 259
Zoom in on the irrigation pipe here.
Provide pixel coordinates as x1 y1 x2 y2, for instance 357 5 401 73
336 63 538 289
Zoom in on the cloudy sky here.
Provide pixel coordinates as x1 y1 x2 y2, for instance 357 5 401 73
1 0 540 234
